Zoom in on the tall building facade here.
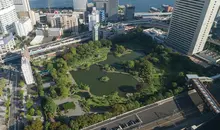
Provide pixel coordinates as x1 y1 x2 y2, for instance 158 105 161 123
125 5 135 20
15 17 33 37
13 0 30 12
89 7 100 31
94 0 108 12
107 0 118 21
0 0 18 34
93 23 100 41
166 0 220 55
21 46 35 85
48 13 79 33
73 0 87 12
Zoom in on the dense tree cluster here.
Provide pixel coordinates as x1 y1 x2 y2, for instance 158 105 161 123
24 118 43 130
63 40 112 68
46 58 71 98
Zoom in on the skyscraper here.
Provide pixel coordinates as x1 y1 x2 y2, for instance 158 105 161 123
125 4 135 20
89 7 100 31
107 0 118 21
21 46 35 85
73 0 87 12
0 0 18 34
13 0 31 12
166 0 220 55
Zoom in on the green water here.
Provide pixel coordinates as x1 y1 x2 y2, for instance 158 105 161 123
71 51 144 96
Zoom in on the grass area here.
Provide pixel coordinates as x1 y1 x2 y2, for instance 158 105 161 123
60 102 76 111
69 48 110 70
114 50 132 57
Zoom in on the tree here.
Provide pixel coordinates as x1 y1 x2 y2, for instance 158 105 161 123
115 44 126 54
36 110 42 116
18 90 24 98
59 86 69 98
47 63 54 72
24 118 43 130
49 122 61 130
70 47 77 55
0 79 6 96
42 97 57 115
100 39 112 48
58 124 71 130
111 104 127 115
172 82 177 88
127 60 135 69
28 108 35 116
26 99 34 109
139 60 154 86
19 81 25 87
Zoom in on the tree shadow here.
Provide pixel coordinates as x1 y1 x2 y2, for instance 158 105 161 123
118 85 136 93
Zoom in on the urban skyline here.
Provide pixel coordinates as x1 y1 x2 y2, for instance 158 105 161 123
0 0 220 130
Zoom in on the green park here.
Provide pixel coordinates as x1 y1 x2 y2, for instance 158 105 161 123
25 27 218 130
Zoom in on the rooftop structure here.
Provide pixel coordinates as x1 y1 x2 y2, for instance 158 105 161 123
13 0 31 12
194 50 220 65
166 0 220 55
15 17 33 37
0 33 16 54
21 46 35 85
143 28 167 43
0 0 18 34
47 13 79 33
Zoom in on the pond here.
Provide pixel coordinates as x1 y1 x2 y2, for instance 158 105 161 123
71 51 144 96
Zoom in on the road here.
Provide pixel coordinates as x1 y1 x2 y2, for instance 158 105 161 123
83 91 204 130
8 66 20 130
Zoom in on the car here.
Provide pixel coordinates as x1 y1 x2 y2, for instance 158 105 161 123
100 128 107 130
134 119 140 123
119 123 128 128
127 120 135 126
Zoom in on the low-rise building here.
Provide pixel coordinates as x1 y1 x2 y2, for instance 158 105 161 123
48 28 63 37
0 33 16 54
143 28 167 43
15 17 33 37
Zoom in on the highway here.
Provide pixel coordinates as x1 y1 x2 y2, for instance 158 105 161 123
82 91 204 130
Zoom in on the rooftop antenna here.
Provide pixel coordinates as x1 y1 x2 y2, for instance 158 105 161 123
48 0 51 13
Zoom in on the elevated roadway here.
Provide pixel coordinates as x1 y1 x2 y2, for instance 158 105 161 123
135 12 172 17
0 32 92 63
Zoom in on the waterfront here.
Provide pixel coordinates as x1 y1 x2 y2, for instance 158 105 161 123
30 0 175 12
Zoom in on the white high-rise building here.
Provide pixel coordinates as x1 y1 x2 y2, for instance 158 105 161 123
89 7 100 31
93 23 100 41
73 0 87 12
13 0 31 12
21 46 35 85
166 0 220 55
15 17 33 37
0 0 18 34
